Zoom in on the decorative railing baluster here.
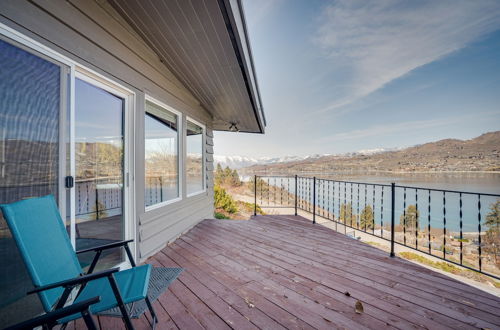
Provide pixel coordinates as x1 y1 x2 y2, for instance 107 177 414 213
364 184 368 232
327 180 331 220
332 181 336 220
343 182 347 227
443 191 446 259
381 186 384 238
357 183 360 229
415 188 418 250
323 179 326 218
350 183 353 227
428 190 431 254
478 195 482 272
459 192 463 265
372 185 376 234
403 187 407 245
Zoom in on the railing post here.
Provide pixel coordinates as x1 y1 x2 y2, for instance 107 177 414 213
313 177 316 224
294 175 298 216
254 175 257 216
390 182 395 257
95 181 99 220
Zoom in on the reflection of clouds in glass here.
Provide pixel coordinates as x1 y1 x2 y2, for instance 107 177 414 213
75 79 123 140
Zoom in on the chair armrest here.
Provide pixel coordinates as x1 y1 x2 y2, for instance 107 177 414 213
27 268 119 294
76 239 134 254
5 296 101 330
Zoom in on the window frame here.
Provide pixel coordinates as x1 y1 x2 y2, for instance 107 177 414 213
144 95 183 211
185 116 206 197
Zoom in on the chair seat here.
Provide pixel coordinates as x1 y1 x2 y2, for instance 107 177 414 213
59 264 151 323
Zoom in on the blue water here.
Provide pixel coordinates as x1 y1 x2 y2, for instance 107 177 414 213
254 173 500 233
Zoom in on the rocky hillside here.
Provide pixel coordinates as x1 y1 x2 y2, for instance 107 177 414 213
241 131 500 174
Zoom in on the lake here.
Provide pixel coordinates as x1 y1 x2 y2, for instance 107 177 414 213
248 172 500 233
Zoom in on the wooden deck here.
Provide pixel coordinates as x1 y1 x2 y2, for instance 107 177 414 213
74 215 500 329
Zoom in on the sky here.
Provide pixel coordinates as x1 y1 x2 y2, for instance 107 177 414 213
214 0 500 158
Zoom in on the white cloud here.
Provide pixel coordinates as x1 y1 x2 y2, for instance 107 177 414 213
317 111 499 143
313 0 500 115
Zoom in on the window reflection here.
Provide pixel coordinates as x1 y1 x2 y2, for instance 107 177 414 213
186 120 204 195
145 101 179 207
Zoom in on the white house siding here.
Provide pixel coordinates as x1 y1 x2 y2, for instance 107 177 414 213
0 0 215 262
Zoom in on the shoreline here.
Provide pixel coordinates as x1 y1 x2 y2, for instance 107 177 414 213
245 170 500 175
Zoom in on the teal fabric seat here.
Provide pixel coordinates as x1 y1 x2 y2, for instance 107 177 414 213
59 265 151 323
0 195 157 329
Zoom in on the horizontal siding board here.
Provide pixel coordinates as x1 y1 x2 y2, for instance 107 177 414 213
67 0 200 106
140 202 213 259
0 0 217 264
206 128 214 138
0 0 212 123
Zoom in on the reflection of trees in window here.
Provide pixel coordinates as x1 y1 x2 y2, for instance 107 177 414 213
75 142 123 180
187 120 204 194
144 102 179 205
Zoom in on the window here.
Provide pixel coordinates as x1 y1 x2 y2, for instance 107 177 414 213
186 119 205 196
145 100 180 208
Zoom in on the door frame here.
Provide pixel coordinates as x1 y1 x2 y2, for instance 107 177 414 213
0 22 137 267
74 68 136 269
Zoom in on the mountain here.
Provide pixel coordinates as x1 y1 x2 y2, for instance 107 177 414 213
237 131 500 174
214 154 330 169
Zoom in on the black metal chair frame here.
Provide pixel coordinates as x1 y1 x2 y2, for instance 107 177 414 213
20 239 157 330
5 296 101 330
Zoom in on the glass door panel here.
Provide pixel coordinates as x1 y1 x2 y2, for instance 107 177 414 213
0 38 64 327
74 78 125 270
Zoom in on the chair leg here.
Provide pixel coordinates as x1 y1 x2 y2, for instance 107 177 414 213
145 297 157 330
82 310 98 330
107 275 134 330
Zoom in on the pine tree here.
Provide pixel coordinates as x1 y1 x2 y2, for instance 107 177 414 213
359 205 374 230
484 200 500 268
400 205 419 232
340 203 356 226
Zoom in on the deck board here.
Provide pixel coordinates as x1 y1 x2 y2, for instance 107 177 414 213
87 215 500 329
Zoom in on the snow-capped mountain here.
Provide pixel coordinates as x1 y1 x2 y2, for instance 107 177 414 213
214 154 330 169
214 148 405 169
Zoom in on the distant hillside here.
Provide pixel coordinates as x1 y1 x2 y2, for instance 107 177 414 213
240 131 500 174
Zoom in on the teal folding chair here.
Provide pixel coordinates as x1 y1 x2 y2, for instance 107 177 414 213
0 195 157 329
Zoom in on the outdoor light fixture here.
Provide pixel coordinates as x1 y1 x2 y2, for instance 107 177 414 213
229 122 239 132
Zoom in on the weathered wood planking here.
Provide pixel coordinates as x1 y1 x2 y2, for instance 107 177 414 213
78 215 500 329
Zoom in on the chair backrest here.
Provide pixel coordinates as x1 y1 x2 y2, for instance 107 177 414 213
0 195 82 311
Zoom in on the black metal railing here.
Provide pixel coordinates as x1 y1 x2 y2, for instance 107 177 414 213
253 175 500 280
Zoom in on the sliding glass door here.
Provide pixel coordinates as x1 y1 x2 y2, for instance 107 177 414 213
73 76 127 270
0 37 67 326
0 37 131 326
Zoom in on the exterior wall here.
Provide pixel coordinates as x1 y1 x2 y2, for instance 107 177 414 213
0 0 215 262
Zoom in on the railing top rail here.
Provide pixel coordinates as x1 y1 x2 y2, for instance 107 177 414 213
255 175 295 178
295 176 391 187
253 174 500 196
394 184 500 197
